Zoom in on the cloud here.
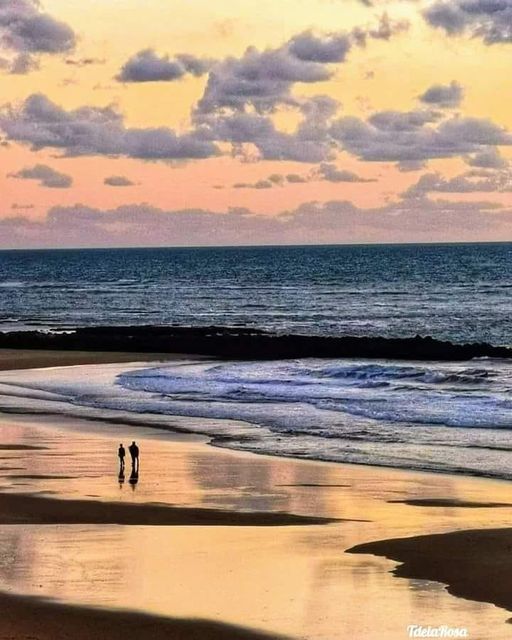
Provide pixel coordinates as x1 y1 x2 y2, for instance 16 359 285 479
196 22 405 115
423 0 512 44
196 39 336 115
197 103 336 162
231 163 373 187
2 195 510 248
0 0 76 72
117 49 213 83
465 146 508 168
232 172 311 188
9 51 38 74
288 30 352 63
397 159 427 172
1 91 334 164
352 12 410 45
104 175 135 187
330 109 512 162
8 163 72 188
0 22 410 165
233 179 274 189
317 162 375 182
11 203 34 210
0 93 219 160
419 81 463 108
65 57 104 67
196 94 339 163
404 169 512 196
286 173 309 183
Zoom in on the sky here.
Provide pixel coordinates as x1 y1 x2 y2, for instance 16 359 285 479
2 0 512 247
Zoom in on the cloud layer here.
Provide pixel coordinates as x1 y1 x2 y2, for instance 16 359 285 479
0 93 218 159
1 194 509 248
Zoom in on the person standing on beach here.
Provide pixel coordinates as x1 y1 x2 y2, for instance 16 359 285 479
129 441 139 472
118 443 126 472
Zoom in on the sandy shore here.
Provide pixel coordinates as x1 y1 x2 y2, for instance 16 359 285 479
348 526 512 618
1 350 512 638
0 348 175 370
0 491 338 526
0 590 284 640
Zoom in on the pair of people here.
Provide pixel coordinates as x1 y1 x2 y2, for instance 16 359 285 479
118 441 139 472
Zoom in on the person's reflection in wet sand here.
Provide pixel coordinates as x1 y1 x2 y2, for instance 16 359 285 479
118 469 125 488
118 443 126 473
129 468 139 490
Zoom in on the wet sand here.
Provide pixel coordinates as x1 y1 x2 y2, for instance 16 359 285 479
388 498 512 508
1 415 512 638
0 590 284 640
1 352 512 638
0 491 338 526
0 348 174 371
348 527 512 618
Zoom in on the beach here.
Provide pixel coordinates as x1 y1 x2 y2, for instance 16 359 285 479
0 351 510 639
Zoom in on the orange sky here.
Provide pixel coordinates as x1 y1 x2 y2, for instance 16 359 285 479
2 0 512 247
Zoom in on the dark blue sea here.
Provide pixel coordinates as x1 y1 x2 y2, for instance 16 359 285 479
0 242 511 345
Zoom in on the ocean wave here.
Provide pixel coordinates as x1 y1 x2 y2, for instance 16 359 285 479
117 359 512 431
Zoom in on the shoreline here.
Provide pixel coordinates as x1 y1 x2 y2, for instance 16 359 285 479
2 350 512 486
348 527 512 618
2 348 512 490
0 350 512 637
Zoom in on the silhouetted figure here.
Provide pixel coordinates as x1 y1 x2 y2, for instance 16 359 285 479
128 441 139 472
129 467 139 490
118 443 126 472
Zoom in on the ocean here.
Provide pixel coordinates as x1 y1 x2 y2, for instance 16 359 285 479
0 242 512 479
0 242 511 345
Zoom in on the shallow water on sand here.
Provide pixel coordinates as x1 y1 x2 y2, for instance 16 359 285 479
0 414 511 638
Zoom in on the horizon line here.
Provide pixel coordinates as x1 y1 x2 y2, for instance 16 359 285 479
1 240 512 253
